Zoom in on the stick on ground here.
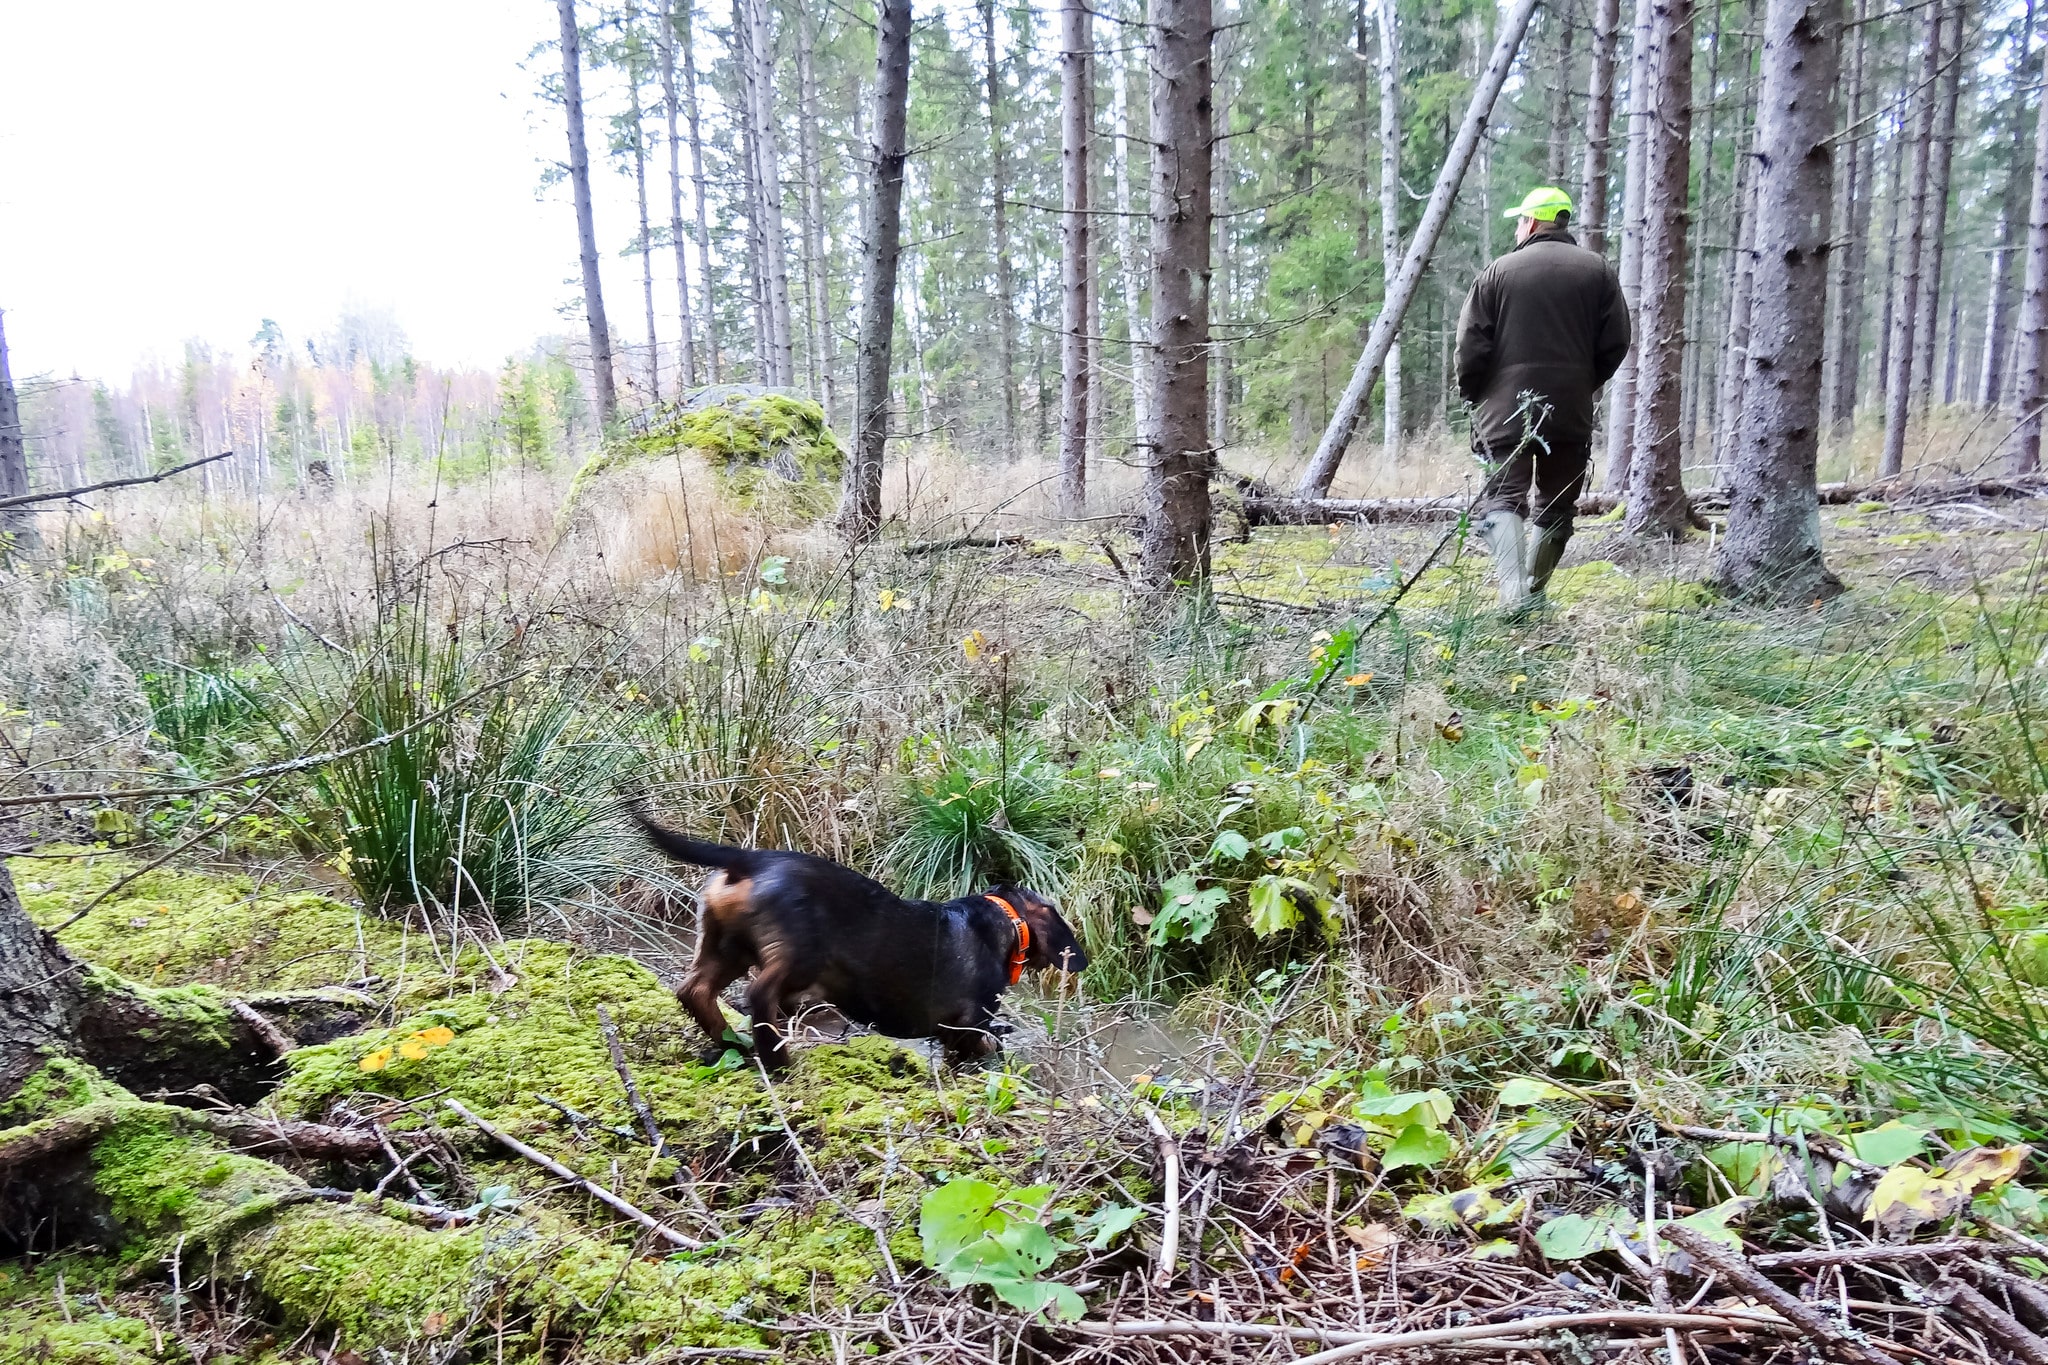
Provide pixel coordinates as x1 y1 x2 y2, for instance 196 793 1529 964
1144 1106 1180 1289
597 1004 667 1155
1662 1223 1903 1365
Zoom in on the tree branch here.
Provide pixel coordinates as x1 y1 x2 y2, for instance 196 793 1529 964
0 451 234 511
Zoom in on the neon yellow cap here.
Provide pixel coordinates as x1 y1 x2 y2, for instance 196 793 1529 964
1504 186 1575 221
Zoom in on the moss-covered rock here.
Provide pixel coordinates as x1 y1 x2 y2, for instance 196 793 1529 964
12 851 404 992
565 387 847 523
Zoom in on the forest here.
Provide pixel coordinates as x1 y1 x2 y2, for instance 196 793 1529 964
7 0 2048 1359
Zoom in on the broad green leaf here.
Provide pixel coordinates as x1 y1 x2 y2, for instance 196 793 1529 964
1207 829 1253 862
1706 1142 1781 1197
1353 1088 1454 1132
1843 1122 1929 1168
1381 1123 1453 1173
1472 1238 1519 1260
988 1277 1085 1321
1151 873 1230 946
1534 1211 1620 1261
1247 875 1304 937
1076 1203 1146 1250
1669 1198 1753 1250
921 1178 1008 1270
1497 1077 1571 1107
1974 1183 2047 1230
1404 1184 1520 1232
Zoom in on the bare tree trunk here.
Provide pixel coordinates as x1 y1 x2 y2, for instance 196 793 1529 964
1142 0 1214 587
1985 203 2016 406
682 2 719 382
742 0 795 388
841 0 913 540
1879 3 1941 477
1623 0 1694 538
2013 33 2048 473
0 310 31 553
1715 0 1844 601
1060 0 1093 512
557 0 618 427
1942 292 1961 404
1116 10 1153 457
1825 0 1871 431
1603 0 1660 491
1295 0 1543 496
1908 0 1957 417
1211 28 1234 452
982 0 1019 459
1086 49 1106 484
1910 0 1962 413
1548 4 1579 181
1875 96 1905 398
1378 0 1405 461
740 102 772 379
796 4 832 409
1712 148 1758 474
1680 11 1724 469
627 2 660 403
658 0 699 389
1582 0 1622 257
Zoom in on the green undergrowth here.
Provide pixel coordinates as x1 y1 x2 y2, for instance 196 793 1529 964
13 850 405 992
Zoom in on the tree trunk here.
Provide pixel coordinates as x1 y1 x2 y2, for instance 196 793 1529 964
557 0 619 428
1142 0 1214 587
1295 0 1543 497
1985 203 2016 407
1910 0 1962 413
1875 93 1905 399
840 0 913 541
0 311 31 553
1060 0 1094 513
796 4 832 410
2013 33 2048 473
682 1 719 382
1715 0 1844 602
1712 150 1758 474
1211 28 1234 452
658 0 699 389
1582 0 1622 257
1623 0 1694 538
1378 0 1405 461
1825 0 1871 431
1879 3 1941 477
983 0 1020 460
627 2 661 403
1086 49 1106 486
743 0 795 388
1548 4 1579 181
1680 12 1724 469
1115 12 1153 458
1604 0 1660 491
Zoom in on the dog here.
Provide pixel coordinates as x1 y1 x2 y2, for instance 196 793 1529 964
632 809 1088 1067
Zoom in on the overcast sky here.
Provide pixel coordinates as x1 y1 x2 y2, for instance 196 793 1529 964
0 1 663 382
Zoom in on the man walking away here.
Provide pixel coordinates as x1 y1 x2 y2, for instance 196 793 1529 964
1456 187 1631 617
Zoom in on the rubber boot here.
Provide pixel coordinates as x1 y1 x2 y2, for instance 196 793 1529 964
1524 521 1573 612
1479 511 1531 617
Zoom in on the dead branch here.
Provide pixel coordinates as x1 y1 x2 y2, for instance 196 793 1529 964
0 450 234 511
444 1097 704 1250
1927 1276 2048 1365
1144 1106 1180 1289
1662 1223 1904 1365
228 1000 296 1056
597 1003 667 1155
1072 1309 1800 1359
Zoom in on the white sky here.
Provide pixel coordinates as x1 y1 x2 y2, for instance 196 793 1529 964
0 1 667 381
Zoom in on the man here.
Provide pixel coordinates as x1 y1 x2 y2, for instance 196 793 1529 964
1456 186 1631 616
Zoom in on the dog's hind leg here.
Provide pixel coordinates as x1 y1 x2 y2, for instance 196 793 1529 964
679 918 751 1061
745 943 813 1071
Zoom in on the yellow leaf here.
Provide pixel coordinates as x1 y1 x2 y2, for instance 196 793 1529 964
398 1037 431 1061
416 1026 456 1048
1344 673 1374 686
1343 1223 1399 1267
960 629 987 661
876 588 899 611
1508 673 1529 694
358 1047 393 1073
1866 1165 1969 1233
1944 1145 2031 1193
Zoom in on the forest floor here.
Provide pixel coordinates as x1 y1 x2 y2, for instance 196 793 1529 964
7 437 2048 1363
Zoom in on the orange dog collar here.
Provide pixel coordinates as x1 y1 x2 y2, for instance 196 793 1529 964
985 893 1031 984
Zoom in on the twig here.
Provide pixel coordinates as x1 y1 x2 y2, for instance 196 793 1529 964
902 533 1034 555
1662 1223 1904 1365
1662 1122 1886 1176
228 1000 296 1056
1144 1106 1181 1289
1753 1242 2028 1270
443 1098 704 1250
1069 1309 1800 1359
3 670 530 809
1926 1277 2048 1365
0 450 233 510
597 1004 667 1155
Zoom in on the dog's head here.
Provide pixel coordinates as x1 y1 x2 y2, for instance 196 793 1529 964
994 886 1089 974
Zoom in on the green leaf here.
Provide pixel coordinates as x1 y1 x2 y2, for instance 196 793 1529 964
1472 1238 1519 1260
988 1277 1085 1321
1497 1077 1571 1107
1353 1088 1454 1132
758 555 790 584
1247 875 1303 937
1534 1211 1621 1261
1843 1121 1930 1168
1207 830 1253 862
1706 1142 1781 1197
1151 873 1231 946
1381 1123 1453 1173
1668 1198 1753 1250
1076 1203 1146 1250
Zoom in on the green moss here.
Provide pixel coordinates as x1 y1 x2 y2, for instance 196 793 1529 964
12 851 403 991
88 1107 303 1253
0 1054 127 1127
0 1257 168 1364
564 390 847 521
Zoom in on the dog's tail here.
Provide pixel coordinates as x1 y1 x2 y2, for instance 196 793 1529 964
629 804 760 874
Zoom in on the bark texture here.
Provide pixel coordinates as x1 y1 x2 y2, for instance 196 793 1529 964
840 0 914 540
557 0 619 427
682 1 719 382
983 0 1020 459
1604 0 1660 491
740 0 795 388
1142 0 1215 588
797 4 832 408
2015 34 2048 473
1623 0 1694 538
1294 0 1543 496
657 0 699 388
627 2 660 402
1909 0 1962 412
1115 15 1153 458
1825 0 1872 431
1715 0 1845 603
1060 0 1094 512
0 311 31 551
1878 4 1941 477
1582 0 1622 257
1377 0 1404 460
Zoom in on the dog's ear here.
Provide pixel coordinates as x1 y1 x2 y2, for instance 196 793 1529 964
1012 889 1089 974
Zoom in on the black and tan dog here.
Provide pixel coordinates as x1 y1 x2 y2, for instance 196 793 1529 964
633 809 1088 1067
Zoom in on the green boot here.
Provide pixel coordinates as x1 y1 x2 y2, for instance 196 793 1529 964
1524 521 1573 612
1479 511 1531 617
